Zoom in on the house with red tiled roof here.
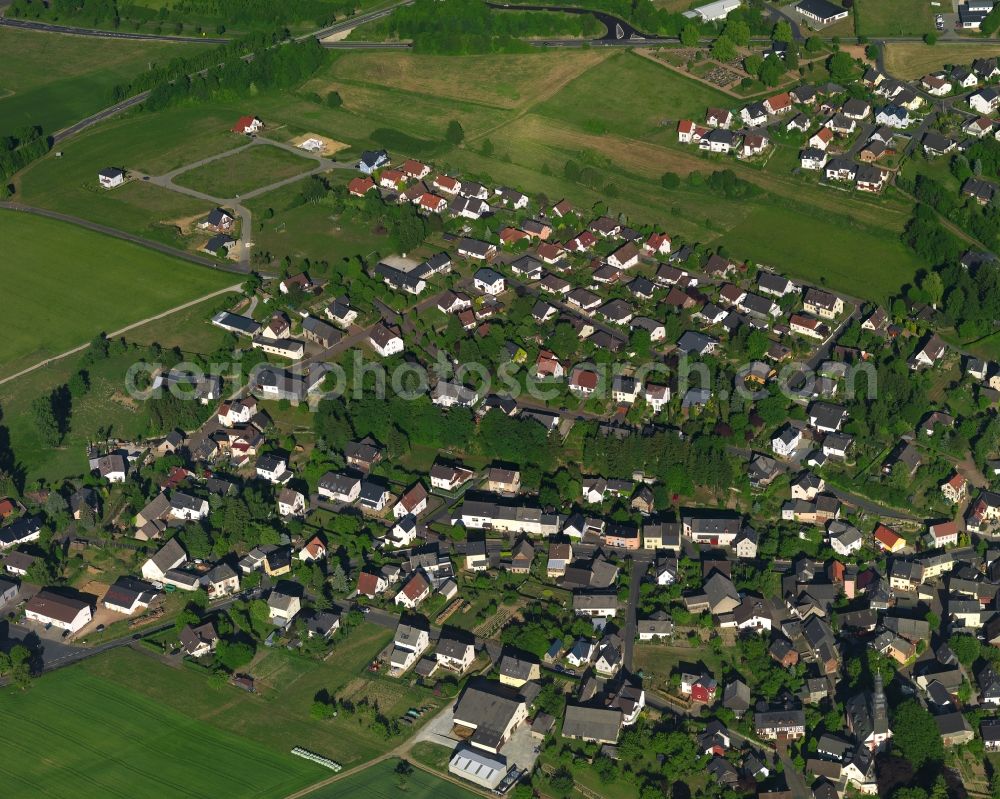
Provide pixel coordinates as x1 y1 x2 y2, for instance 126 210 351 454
809 127 834 150
927 521 959 548
874 524 905 553
941 473 969 504
348 176 375 197
378 169 406 190
764 93 792 115
644 233 671 256
232 115 263 134
678 119 696 143
357 570 388 598
401 159 430 179
394 571 430 609
433 174 461 194
570 368 599 396
418 193 448 214
567 230 598 252
535 350 565 379
298 536 327 562
500 227 529 246
537 242 565 265
393 483 428 519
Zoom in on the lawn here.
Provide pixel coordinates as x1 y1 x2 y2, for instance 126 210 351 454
246 176 393 264
16 105 249 249
855 0 934 38
0 212 236 379
0 664 323 799
717 202 925 301
173 144 317 199
78 625 439 768
534 51 732 137
321 49 612 112
883 41 1000 79
0 27 202 135
307 759 479 799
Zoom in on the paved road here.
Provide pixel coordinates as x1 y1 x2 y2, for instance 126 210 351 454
53 91 151 143
306 2 413 41
622 552 651 672
0 202 248 272
0 282 242 386
0 16 226 42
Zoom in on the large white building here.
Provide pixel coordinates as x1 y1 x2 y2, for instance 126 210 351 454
683 0 741 21
25 590 92 633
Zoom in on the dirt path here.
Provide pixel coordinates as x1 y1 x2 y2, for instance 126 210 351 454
465 50 612 144
0 283 242 387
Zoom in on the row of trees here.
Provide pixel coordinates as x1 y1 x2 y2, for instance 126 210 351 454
8 0 353 33
365 0 603 54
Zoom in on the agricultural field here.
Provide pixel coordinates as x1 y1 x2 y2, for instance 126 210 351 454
0 663 323 799
854 0 934 38
0 28 201 135
0 212 236 379
307 759 479 799
717 202 926 303
883 41 1000 79
173 144 317 199
77 624 441 769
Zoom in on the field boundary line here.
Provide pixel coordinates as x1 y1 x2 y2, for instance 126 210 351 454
0 283 242 387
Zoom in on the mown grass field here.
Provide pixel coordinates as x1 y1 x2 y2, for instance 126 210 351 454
883 41 1000 79
0 28 201 135
16 106 245 249
0 664 323 799
76 625 439 769
246 178 392 264
173 144 316 198
0 212 235 378
854 0 934 38
309 759 479 799
17 48 928 296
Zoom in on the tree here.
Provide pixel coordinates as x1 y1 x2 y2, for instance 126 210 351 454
326 90 343 108
712 35 736 63
481 138 494 156
445 119 464 146
805 35 822 53
950 634 981 666
0 644 33 689
828 51 857 83
661 172 680 189
31 394 60 446
893 700 944 769
680 23 700 47
724 19 750 46
924 32 937 45
921 271 944 307
215 640 254 670
772 20 793 42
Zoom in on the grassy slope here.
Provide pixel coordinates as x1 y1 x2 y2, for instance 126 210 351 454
0 28 201 134
173 144 316 198
19 48 926 296
0 665 322 799
78 626 438 768
309 760 479 799
0 212 234 377
854 0 933 38
883 42 1000 79
15 107 250 250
